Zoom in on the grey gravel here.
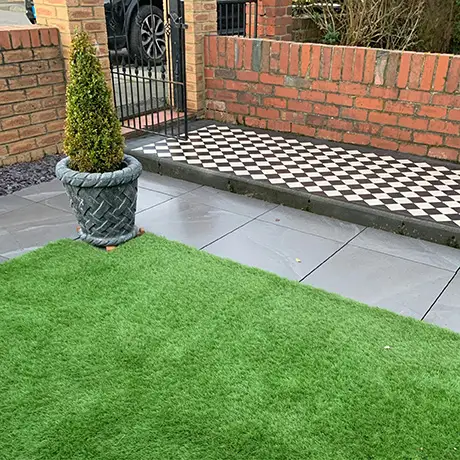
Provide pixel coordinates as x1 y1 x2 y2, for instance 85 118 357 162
0 155 64 196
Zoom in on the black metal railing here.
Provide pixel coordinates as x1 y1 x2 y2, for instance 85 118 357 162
217 0 258 38
106 0 188 139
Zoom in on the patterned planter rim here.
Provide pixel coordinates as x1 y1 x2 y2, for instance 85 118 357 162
56 155 143 247
56 155 142 188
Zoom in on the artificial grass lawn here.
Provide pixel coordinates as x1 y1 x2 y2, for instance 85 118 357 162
1 235 459 460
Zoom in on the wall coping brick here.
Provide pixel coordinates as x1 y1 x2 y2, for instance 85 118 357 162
0 26 60 51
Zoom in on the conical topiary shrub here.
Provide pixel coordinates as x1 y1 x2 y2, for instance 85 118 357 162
64 30 124 173
56 30 142 247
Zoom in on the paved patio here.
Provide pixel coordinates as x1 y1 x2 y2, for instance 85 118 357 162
1 171 459 333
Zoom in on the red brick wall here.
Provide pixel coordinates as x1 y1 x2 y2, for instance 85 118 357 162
0 26 66 166
204 36 460 161
257 0 293 41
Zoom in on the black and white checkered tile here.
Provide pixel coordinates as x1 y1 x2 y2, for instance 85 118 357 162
134 125 460 227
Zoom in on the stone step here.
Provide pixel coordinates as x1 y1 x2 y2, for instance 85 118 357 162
128 120 460 248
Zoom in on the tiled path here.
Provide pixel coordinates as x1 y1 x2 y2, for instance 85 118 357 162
1 172 460 333
133 123 460 229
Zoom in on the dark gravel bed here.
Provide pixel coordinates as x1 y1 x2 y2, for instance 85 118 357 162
0 155 65 196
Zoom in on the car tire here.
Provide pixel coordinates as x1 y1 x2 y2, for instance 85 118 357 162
129 4 166 65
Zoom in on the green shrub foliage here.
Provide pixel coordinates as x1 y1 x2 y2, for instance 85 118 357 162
294 0 457 53
64 31 124 173
453 0 460 53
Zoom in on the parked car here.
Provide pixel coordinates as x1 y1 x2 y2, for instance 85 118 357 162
25 0 248 64
105 0 166 64
106 0 251 59
25 0 166 64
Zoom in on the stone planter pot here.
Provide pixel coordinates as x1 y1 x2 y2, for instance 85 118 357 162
56 154 142 247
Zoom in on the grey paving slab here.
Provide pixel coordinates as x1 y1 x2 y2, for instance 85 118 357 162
135 197 251 248
205 219 343 281
0 11 30 26
259 205 363 243
138 172 201 196
0 256 7 263
40 186 173 215
184 186 278 218
303 245 453 319
352 228 460 272
39 194 72 213
0 243 38 260
0 203 77 258
14 179 65 203
424 274 460 333
0 194 33 216
136 187 173 213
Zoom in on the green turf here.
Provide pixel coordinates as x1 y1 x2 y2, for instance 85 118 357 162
1 235 459 460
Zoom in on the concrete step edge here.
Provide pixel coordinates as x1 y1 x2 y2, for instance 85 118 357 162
128 146 460 249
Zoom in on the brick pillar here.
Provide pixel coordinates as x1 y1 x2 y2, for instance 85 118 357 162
184 0 217 115
258 0 293 41
33 0 110 80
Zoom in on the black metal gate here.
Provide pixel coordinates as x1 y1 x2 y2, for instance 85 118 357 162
105 0 188 139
